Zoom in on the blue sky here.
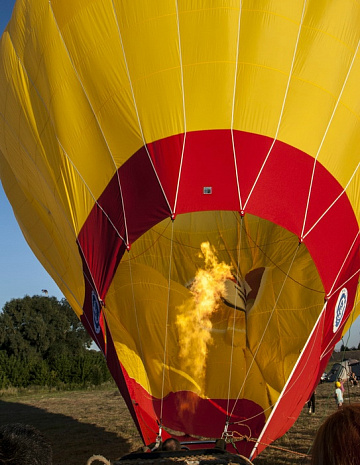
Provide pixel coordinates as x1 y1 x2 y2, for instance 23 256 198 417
0 0 14 33
0 1 359 349
0 0 64 310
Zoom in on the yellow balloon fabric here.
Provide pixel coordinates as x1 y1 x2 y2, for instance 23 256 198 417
0 0 360 458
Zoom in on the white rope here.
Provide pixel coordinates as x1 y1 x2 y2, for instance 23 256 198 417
5 31 126 248
49 1 129 247
159 220 175 427
243 0 307 212
326 265 360 302
320 344 334 361
229 289 325 431
327 230 360 297
302 162 360 240
225 214 244 423
249 298 327 460
1 45 92 241
230 0 243 212
173 0 187 216
228 242 301 420
237 268 359 433
301 38 360 240
110 0 173 217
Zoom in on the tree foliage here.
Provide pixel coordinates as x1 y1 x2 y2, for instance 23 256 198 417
340 344 358 352
0 295 111 388
0 295 91 359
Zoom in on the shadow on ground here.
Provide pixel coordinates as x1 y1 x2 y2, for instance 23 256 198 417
0 399 134 465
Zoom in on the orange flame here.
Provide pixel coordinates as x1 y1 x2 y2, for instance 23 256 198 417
176 242 232 391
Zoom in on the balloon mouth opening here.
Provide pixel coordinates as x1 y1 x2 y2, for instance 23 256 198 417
98 211 325 440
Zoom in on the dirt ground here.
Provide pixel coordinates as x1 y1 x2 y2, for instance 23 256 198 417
0 384 143 465
1 381 360 465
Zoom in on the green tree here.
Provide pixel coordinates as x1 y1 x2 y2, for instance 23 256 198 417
0 295 92 361
0 295 111 389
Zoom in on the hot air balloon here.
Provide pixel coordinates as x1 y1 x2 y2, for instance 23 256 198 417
0 0 359 460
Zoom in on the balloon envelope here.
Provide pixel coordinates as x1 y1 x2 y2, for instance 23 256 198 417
0 0 360 458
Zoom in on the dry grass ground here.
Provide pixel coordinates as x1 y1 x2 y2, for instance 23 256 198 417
0 384 142 465
1 380 360 465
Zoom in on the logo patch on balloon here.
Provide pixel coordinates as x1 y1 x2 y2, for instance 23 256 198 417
333 288 348 333
92 291 101 334
222 276 250 312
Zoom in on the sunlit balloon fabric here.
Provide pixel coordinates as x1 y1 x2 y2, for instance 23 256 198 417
1 0 360 458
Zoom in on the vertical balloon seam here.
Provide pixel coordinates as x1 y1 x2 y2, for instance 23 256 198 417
302 166 360 241
172 0 187 216
230 0 243 212
159 219 175 432
225 215 243 429
328 267 360 305
300 37 360 240
224 216 276 429
327 230 360 298
48 0 131 248
110 0 173 217
242 0 307 213
4 16 128 255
